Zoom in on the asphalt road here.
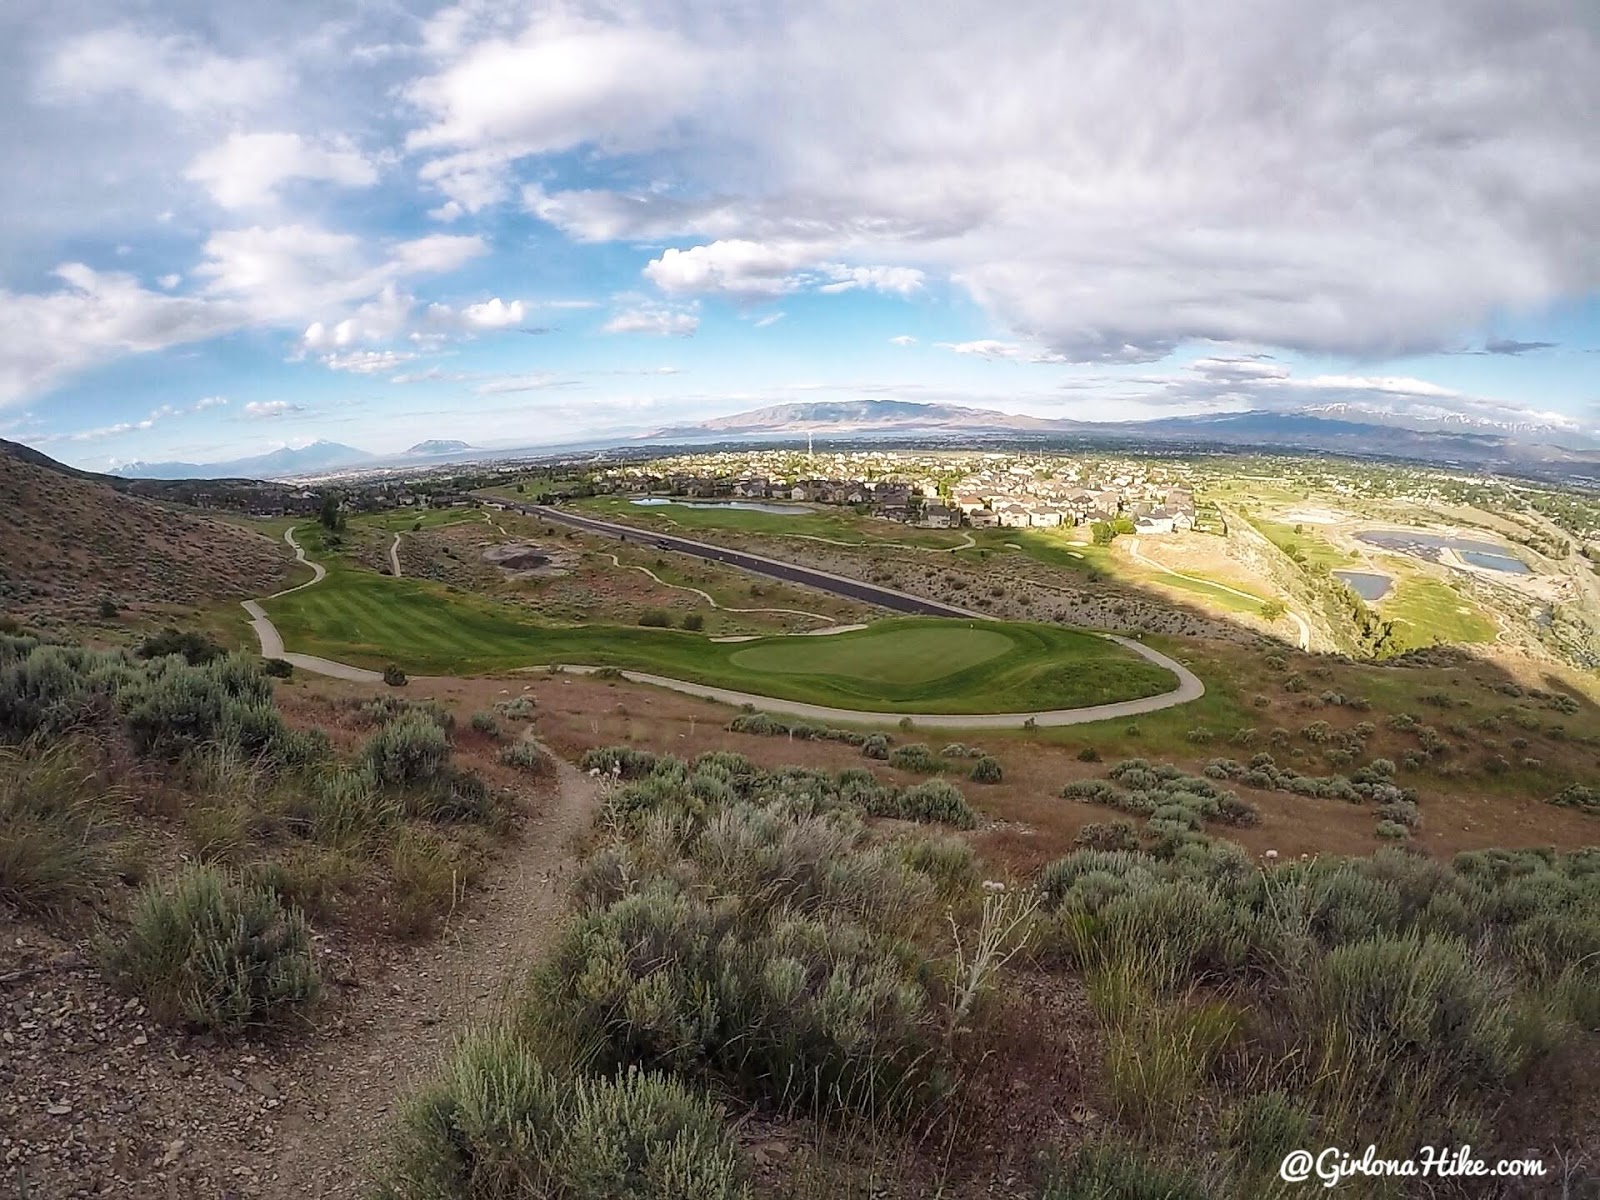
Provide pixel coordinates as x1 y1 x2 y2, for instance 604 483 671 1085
521 503 987 618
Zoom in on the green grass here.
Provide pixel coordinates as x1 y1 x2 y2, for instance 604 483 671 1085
1380 576 1498 650
729 626 1015 685
573 495 967 548
1251 516 1356 571
263 555 1176 713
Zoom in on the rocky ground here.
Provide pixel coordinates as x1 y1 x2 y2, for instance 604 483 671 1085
0 748 602 1199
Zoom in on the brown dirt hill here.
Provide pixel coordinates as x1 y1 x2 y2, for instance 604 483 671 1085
0 439 290 621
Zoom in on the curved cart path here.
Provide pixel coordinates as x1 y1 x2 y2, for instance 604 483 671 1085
244 521 1206 728
242 528 386 684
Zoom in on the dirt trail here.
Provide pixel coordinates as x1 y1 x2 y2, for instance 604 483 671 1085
1126 534 1313 651
259 744 603 1198
602 551 836 621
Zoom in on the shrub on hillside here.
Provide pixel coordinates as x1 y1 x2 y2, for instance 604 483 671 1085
377 1036 749 1200
499 740 550 774
137 627 224 666
467 711 499 737
895 779 980 828
534 881 945 1118
261 657 294 679
101 864 320 1030
637 609 673 628
888 743 944 773
494 696 537 720
1548 783 1600 816
383 664 408 687
725 712 869 745
364 713 450 786
969 755 1003 784
580 746 659 778
681 612 705 632
1076 820 1140 852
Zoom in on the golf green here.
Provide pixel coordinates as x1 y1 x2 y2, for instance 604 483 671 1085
730 626 1014 685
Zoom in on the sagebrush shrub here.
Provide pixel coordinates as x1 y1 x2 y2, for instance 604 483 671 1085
101 864 320 1030
377 1034 749 1200
499 741 549 774
365 712 451 786
968 755 1003 784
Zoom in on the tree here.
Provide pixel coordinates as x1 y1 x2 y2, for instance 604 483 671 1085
318 492 345 533
1260 599 1288 622
1091 521 1117 546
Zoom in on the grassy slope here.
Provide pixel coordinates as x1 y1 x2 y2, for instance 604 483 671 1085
262 546 1175 712
1382 576 1499 650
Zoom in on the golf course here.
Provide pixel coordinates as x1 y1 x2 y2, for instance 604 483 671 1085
260 528 1180 714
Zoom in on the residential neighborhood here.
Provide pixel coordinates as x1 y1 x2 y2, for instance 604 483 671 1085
591 449 1204 533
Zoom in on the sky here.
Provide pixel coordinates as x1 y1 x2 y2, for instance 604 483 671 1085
1 0 1598 470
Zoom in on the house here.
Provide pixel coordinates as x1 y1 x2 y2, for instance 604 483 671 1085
1028 508 1064 528
1135 508 1178 535
995 503 1031 528
922 504 957 528
967 507 998 528
952 491 988 513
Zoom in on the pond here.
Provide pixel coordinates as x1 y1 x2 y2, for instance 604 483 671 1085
1333 570 1393 601
1355 530 1531 574
631 498 812 515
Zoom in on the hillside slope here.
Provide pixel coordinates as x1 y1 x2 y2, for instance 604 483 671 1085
0 440 290 621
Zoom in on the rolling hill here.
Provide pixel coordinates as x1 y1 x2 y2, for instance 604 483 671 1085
0 439 292 624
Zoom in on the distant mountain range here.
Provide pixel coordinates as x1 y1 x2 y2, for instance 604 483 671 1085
642 400 1600 469
116 440 375 480
86 399 1600 482
113 438 488 480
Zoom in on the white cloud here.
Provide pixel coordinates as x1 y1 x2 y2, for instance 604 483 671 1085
0 266 249 407
480 1 1600 362
753 312 785 328
321 349 419 374
186 132 378 210
603 304 699 336
406 12 711 213
889 335 917 346
460 297 525 328
39 28 286 114
45 395 231 443
475 372 570 395
817 265 924 296
936 339 1067 364
243 400 303 419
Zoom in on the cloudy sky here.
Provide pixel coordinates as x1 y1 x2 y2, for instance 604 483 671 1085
2 0 1598 468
